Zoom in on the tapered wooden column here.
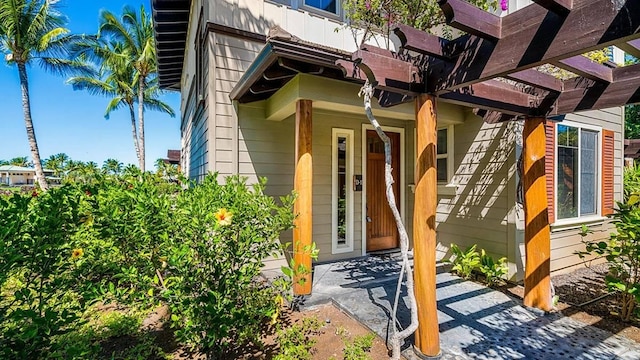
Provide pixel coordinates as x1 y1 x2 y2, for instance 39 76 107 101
293 99 313 295
522 117 553 311
414 95 440 357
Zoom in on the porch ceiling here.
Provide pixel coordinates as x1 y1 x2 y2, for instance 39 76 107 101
151 0 191 90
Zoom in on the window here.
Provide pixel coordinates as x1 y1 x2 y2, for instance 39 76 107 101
304 0 338 14
332 129 354 254
195 9 205 102
436 126 454 183
556 124 599 220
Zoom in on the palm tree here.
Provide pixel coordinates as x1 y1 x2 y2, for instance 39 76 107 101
9 156 30 167
102 158 123 175
0 0 90 190
99 5 174 171
43 152 70 177
0 159 8 166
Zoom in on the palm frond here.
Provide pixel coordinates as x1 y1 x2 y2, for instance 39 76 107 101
105 96 126 119
143 98 176 117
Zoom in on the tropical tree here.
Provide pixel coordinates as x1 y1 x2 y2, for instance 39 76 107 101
43 152 70 177
8 156 30 167
102 158 123 175
98 5 175 171
0 0 89 190
0 160 8 166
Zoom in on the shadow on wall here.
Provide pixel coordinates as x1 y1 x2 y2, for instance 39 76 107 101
436 117 518 268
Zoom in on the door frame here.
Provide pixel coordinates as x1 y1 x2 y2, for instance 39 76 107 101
361 124 406 256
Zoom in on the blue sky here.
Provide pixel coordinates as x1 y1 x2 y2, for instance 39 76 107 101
0 0 181 169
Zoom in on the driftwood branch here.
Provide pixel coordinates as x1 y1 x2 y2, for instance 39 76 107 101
359 82 419 359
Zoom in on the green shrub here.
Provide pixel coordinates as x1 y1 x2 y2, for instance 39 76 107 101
577 194 640 321
624 164 640 201
479 250 508 286
447 244 480 279
343 333 376 360
165 175 296 357
274 316 323 360
0 186 95 359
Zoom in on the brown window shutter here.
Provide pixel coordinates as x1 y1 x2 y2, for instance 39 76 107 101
545 121 556 223
602 130 615 216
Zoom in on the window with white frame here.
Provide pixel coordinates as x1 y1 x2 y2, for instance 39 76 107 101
436 126 454 183
332 129 354 253
556 123 600 220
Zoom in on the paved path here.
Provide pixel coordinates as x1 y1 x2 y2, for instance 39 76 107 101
284 254 640 359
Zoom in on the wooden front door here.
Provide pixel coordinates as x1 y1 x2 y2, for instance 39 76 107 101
366 130 400 252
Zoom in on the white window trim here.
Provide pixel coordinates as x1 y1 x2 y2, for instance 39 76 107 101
361 124 406 256
552 120 602 226
413 125 456 195
332 128 354 254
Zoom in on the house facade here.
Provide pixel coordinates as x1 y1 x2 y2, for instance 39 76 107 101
0 166 55 186
152 0 625 280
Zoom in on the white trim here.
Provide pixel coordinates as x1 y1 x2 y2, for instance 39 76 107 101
553 120 602 224
361 124 406 256
332 128 355 254
301 0 342 19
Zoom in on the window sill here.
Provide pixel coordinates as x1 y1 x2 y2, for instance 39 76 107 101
438 184 458 196
550 215 610 232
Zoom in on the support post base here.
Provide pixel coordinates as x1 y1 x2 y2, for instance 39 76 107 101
412 345 442 360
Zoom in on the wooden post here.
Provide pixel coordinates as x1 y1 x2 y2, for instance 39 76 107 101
293 99 313 295
522 117 553 311
413 95 440 357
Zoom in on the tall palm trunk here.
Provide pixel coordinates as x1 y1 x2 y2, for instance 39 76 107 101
128 103 141 163
137 76 145 172
17 62 48 190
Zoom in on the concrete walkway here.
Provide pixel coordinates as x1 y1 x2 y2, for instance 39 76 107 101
294 254 640 359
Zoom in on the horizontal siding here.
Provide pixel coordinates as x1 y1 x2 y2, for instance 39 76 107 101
436 116 514 266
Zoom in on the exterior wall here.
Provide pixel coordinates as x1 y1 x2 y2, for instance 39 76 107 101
435 113 517 277
546 108 624 275
238 102 413 263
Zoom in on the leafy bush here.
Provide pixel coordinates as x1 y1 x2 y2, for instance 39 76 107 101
0 171 296 359
0 186 95 359
343 333 376 360
165 175 295 357
274 316 323 360
577 194 640 321
479 250 508 286
624 164 640 201
447 244 481 279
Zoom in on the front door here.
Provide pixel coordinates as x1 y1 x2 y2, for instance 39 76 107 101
366 130 400 252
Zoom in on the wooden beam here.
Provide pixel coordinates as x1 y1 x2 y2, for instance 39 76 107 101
439 80 536 115
506 69 564 93
552 55 613 83
336 49 421 94
413 94 440 358
293 99 313 296
523 117 553 312
532 0 573 15
393 24 450 59
439 0 502 41
617 38 640 60
554 63 640 114
429 0 640 92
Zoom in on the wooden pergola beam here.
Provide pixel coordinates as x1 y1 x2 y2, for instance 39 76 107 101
552 55 613 83
532 0 573 15
506 69 564 93
394 24 451 59
439 80 537 115
617 39 640 60
554 63 640 114
431 0 640 92
439 0 502 41
336 49 420 94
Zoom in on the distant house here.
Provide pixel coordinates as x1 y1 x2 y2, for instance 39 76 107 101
624 139 640 167
151 0 626 280
0 165 55 186
161 150 181 167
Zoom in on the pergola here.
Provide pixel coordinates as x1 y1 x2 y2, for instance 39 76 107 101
330 0 640 357
203 0 640 357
